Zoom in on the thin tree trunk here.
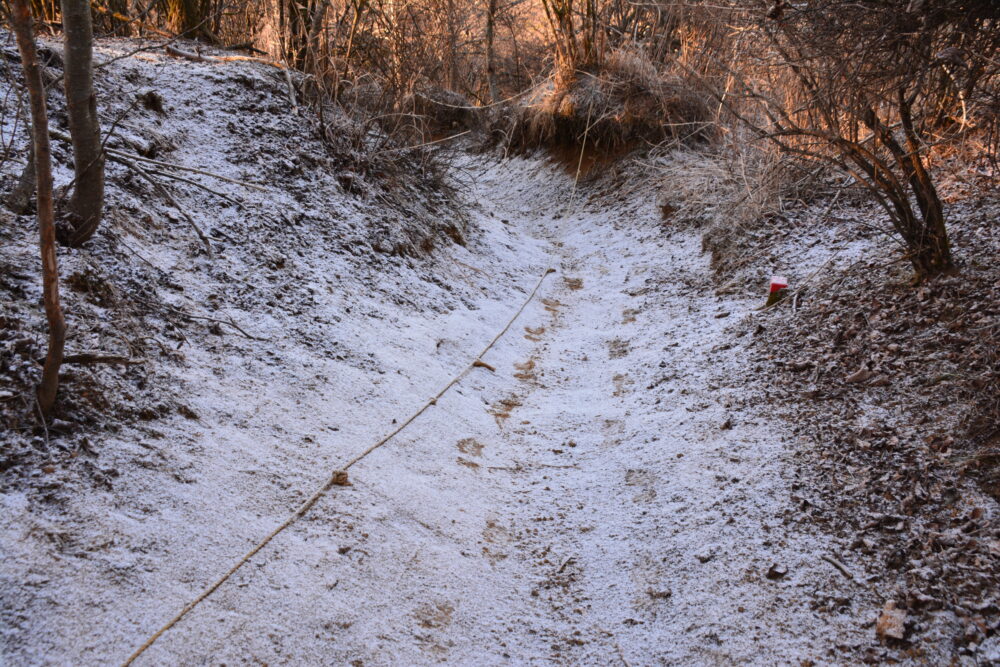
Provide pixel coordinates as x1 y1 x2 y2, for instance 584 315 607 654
305 0 331 75
12 0 67 418
385 0 406 89
485 0 498 102
60 0 105 246
445 0 458 90
540 0 577 88
342 0 364 80
164 0 214 38
898 90 953 279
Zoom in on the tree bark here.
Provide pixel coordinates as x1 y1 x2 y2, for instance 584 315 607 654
304 0 331 75
12 0 67 418
342 0 365 80
60 0 105 246
898 90 953 280
540 0 577 88
164 0 208 37
485 0 498 102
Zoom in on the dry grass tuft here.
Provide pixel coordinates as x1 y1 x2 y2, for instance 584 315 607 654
655 136 824 278
489 48 712 158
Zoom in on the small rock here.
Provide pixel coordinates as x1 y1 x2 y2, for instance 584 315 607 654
766 563 788 580
876 601 907 641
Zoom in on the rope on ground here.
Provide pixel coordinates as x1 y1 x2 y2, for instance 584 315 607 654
121 266 557 666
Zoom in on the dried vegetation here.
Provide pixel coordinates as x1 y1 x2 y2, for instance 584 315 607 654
490 49 712 157
723 157 1000 659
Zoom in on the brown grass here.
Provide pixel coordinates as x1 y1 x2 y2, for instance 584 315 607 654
488 48 712 158
654 134 825 279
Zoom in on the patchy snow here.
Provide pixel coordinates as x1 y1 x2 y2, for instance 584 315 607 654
0 41 880 665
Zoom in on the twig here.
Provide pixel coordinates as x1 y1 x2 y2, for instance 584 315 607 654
131 295 268 342
145 168 243 207
221 43 267 55
172 308 268 341
104 148 267 191
110 233 162 272
374 130 471 155
614 641 632 667
48 128 268 191
117 157 214 257
821 554 858 583
163 44 214 63
486 464 525 472
34 397 50 448
208 315 269 341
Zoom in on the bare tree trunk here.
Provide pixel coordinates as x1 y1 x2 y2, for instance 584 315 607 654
304 0 331 74
540 0 577 88
341 0 365 80
12 0 67 418
898 90 953 280
60 0 105 247
164 0 208 37
445 0 459 90
386 0 405 89
485 0 498 102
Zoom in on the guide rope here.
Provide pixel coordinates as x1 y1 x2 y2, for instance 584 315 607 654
122 266 557 666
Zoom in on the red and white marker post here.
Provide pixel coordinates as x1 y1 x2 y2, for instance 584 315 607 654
766 275 788 306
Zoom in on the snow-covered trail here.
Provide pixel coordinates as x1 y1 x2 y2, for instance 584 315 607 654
2 156 865 665
131 158 861 665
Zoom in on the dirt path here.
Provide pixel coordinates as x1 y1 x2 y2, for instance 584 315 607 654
406 159 868 664
1 157 867 665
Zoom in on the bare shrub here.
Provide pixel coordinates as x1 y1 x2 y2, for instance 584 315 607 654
698 0 1000 282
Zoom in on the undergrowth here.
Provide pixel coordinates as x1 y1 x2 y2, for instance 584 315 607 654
487 49 712 159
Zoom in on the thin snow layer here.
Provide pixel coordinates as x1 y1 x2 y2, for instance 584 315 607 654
1 39 869 660
3 147 872 664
